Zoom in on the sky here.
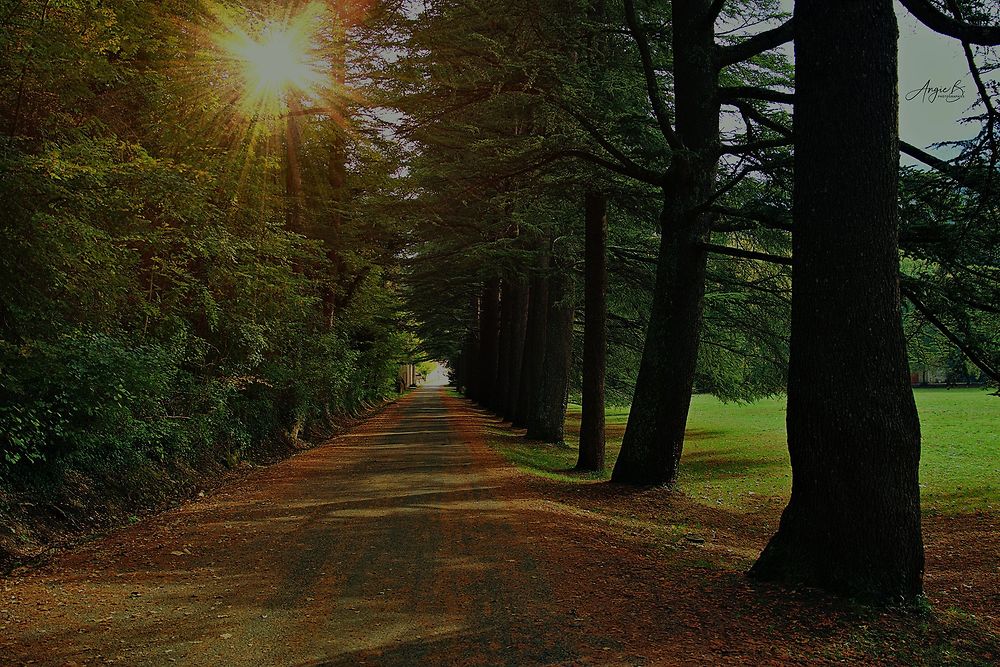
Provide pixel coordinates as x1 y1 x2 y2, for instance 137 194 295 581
771 1 998 162
894 4 992 155
384 2 997 169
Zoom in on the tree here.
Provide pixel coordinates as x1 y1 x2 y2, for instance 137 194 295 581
527 262 576 442
577 191 608 470
516 249 552 427
0 0 410 482
749 0 924 598
393 0 794 454
477 278 502 406
612 0 794 485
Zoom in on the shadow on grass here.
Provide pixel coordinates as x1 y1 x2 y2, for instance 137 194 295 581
681 449 786 479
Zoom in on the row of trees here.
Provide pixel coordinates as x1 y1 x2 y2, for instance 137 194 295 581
1 0 995 601
0 1 410 492
396 0 999 599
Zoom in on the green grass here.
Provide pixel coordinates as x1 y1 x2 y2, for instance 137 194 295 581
492 388 999 514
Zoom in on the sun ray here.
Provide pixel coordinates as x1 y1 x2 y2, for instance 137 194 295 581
210 2 329 122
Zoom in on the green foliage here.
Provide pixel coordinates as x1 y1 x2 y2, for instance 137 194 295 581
0 0 408 486
392 0 793 404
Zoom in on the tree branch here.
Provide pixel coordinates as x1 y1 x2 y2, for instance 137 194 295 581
902 285 1000 383
697 242 792 266
705 0 727 26
550 98 665 184
945 0 999 173
719 86 794 105
899 0 1000 45
719 137 794 156
900 140 993 195
715 18 794 69
727 100 792 137
709 205 792 232
623 0 682 148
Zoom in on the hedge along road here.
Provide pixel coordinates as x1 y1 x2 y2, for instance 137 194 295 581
1 387 657 666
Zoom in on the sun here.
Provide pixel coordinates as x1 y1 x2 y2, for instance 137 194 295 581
213 3 327 119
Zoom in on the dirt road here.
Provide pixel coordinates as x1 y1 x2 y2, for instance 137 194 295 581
5 386 997 666
0 388 645 665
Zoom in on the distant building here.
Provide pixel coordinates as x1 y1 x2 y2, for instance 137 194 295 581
910 366 949 386
910 364 982 387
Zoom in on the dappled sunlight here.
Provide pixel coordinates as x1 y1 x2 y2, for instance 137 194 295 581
3 388 590 664
6 387 999 665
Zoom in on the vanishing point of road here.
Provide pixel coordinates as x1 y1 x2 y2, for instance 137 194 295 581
3 387 678 666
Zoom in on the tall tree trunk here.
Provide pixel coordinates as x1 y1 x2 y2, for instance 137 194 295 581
494 279 515 414
749 0 923 599
577 191 608 471
477 278 501 407
504 277 530 421
463 293 481 400
527 270 575 442
514 252 550 427
612 0 720 485
453 353 465 394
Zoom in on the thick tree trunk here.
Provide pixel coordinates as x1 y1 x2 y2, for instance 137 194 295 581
514 253 550 427
527 270 575 442
463 293 481 400
611 0 720 485
453 353 465 393
477 278 501 407
493 279 515 414
748 0 923 599
501 277 529 420
577 191 608 471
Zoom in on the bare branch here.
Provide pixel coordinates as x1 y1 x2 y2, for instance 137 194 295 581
899 0 1000 44
719 86 794 105
698 242 792 265
902 286 1000 383
715 18 794 70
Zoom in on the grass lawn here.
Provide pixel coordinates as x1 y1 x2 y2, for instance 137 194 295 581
490 387 999 515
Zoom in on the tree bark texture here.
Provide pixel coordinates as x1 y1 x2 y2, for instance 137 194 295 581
477 278 501 407
527 269 575 443
748 0 924 599
463 293 481 400
514 253 550 427
502 277 530 421
494 279 515 414
578 191 608 471
612 0 720 485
